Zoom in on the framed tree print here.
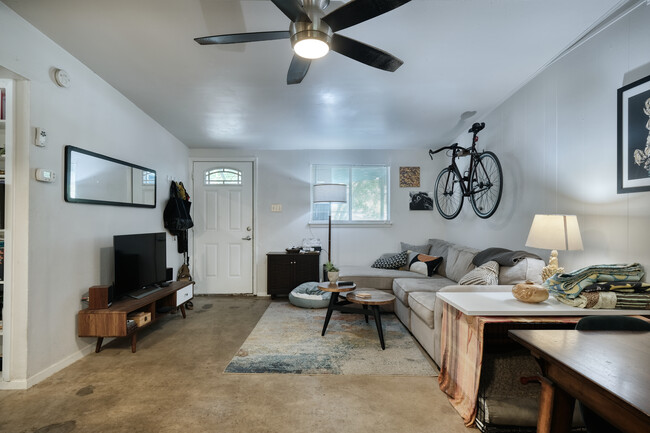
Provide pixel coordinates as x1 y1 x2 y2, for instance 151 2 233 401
618 74 650 193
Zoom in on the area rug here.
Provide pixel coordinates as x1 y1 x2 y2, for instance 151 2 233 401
224 302 438 376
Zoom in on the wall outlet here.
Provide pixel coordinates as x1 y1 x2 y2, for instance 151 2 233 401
271 204 282 212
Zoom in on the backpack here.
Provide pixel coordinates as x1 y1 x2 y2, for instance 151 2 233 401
177 263 192 281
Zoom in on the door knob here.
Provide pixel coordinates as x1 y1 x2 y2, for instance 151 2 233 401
247 226 252 232
242 236 252 241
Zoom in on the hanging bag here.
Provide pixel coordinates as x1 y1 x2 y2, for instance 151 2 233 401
163 181 194 234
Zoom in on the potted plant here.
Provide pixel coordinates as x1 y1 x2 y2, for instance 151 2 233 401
325 262 339 284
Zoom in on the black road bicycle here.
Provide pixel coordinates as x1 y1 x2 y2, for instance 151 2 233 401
428 122 503 219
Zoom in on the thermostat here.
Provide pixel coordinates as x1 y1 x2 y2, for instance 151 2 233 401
35 168 56 183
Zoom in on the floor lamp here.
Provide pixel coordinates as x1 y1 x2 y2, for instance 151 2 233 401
313 183 347 264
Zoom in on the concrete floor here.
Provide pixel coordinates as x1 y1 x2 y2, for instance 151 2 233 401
0 296 472 433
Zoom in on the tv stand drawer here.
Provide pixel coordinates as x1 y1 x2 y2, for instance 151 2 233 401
176 284 193 307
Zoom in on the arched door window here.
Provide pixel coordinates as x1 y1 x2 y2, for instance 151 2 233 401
204 168 242 185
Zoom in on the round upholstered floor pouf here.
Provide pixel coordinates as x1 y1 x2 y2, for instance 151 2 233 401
289 282 331 308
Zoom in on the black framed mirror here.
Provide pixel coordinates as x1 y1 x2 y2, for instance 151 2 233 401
64 146 156 207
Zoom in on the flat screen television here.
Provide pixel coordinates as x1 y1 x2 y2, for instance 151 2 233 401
114 232 167 300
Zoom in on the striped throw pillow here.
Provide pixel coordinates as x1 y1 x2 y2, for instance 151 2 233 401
458 261 500 285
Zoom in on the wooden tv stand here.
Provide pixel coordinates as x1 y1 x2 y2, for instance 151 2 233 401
78 280 194 353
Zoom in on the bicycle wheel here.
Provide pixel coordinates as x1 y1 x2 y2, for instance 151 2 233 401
434 168 463 219
469 151 503 218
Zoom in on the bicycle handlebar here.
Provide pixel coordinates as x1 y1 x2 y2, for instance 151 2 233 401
429 145 454 159
429 143 469 159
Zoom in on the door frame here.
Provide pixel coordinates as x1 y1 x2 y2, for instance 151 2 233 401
189 157 258 295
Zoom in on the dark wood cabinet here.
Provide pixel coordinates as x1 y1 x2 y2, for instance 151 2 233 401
267 252 320 297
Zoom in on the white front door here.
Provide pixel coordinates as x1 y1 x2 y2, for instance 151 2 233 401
192 161 254 294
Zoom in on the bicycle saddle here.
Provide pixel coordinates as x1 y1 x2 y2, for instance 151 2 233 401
468 122 485 134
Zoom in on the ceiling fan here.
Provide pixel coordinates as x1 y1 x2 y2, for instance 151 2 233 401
195 0 413 84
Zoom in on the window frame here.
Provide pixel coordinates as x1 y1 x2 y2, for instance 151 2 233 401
309 164 391 226
204 167 243 186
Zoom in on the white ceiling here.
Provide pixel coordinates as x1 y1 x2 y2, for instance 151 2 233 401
4 0 625 150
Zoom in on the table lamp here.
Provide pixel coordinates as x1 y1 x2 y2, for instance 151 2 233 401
525 214 583 281
313 183 347 263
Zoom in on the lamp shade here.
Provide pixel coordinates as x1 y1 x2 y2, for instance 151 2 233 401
313 183 347 203
525 214 583 251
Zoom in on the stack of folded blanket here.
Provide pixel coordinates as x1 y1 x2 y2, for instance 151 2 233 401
543 263 649 309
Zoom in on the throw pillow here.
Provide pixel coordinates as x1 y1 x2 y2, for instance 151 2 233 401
400 242 431 255
371 251 408 269
458 261 500 285
408 252 443 277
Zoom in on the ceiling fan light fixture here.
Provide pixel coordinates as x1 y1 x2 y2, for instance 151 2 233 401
290 25 332 60
294 38 329 59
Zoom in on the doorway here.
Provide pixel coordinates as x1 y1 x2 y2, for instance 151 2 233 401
192 161 254 294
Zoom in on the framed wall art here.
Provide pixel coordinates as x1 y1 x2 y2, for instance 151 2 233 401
399 167 420 187
617 73 650 193
409 191 433 210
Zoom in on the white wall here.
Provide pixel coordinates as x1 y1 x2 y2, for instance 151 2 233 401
439 4 650 274
0 4 189 384
190 4 650 294
190 148 447 295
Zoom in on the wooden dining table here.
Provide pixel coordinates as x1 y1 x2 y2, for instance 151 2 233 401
509 329 650 433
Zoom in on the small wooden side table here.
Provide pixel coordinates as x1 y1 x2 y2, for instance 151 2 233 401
347 290 396 350
318 282 356 337
318 283 396 350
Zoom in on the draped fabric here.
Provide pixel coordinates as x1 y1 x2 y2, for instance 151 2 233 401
438 302 579 426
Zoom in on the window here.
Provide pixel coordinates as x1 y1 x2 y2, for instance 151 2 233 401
311 165 390 223
142 171 155 185
205 168 242 185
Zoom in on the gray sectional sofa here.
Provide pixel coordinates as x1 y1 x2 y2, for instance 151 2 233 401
338 240 584 430
338 238 545 366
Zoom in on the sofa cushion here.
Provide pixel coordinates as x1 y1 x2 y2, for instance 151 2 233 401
408 292 438 328
445 244 480 282
371 250 408 269
499 257 545 284
459 261 500 285
400 242 431 255
427 239 451 278
407 252 443 276
392 276 452 306
338 266 428 291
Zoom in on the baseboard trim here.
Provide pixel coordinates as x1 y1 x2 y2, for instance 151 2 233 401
0 379 28 390
0 342 98 389
29 343 98 388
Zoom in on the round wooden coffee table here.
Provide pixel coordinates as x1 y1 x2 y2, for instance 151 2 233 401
346 290 396 350
318 282 356 338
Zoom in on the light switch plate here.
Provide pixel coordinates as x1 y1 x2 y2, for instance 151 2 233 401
271 204 282 212
35 127 47 147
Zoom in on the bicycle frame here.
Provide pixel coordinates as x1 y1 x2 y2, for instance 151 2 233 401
429 122 502 219
440 129 487 197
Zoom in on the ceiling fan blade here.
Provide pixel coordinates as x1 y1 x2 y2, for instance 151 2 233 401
322 0 412 32
195 31 289 45
330 34 403 72
270 0 311 23
287 55 311 85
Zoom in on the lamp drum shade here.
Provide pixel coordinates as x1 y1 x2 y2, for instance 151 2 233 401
525 214 583 251
313 183 347 203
